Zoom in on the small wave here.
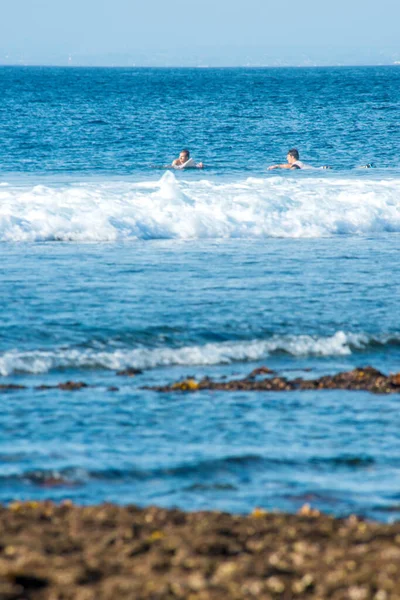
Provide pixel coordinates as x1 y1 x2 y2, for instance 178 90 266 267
87 119 108 125
1 171 400 241
0 468 87 488
0 455 285 488
0 452 378 490
0 331 398 376
183 483 237 491
23 469 83 487
310 455 375 469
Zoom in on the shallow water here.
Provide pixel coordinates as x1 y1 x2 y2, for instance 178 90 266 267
1 67 400 520
1 238 400 521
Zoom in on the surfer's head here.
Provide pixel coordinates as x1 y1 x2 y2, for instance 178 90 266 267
180 149 190 162
287 148 299 164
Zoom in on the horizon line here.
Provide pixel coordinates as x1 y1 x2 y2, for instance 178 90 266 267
1 63 400 69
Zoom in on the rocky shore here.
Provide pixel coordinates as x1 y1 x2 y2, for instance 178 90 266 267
0 502 399 599
148 366 400 394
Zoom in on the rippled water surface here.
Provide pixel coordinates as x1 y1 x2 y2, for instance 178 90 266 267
1 67 400 520
1 65 400 174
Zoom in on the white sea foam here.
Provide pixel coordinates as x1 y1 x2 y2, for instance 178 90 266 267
0 172 400 241
0 331 394 376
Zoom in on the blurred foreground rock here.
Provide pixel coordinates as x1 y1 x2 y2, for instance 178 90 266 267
0 502 400 599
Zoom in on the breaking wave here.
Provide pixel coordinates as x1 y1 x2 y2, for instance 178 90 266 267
1 171 400 241
1 331 399 376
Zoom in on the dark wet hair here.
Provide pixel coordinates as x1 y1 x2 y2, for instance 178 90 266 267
288 148 299 160
181 149 190 158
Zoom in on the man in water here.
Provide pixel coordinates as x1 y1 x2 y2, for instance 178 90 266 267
268 148 309 170
172 149 204 169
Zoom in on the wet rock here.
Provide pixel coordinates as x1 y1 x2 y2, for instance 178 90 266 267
116 368 143 377
35 381 89 391
57 381 88 391
248 366 276 377
0 384 27 391
149 366 400 395
391 372 400 385
171 378 199 391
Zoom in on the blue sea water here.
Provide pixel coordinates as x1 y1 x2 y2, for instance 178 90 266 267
1 66 400 521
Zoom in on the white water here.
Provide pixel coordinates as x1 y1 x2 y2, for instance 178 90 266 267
1 172 400 241
0 331 397 376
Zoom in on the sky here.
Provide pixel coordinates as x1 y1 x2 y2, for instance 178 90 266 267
1 0 399 66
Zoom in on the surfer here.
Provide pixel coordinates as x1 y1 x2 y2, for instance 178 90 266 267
268 148 312 170
172 150 204 169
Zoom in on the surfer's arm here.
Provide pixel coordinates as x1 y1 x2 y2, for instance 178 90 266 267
268 163 293 170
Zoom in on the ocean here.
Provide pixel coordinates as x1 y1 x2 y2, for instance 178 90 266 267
1 66 400 521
